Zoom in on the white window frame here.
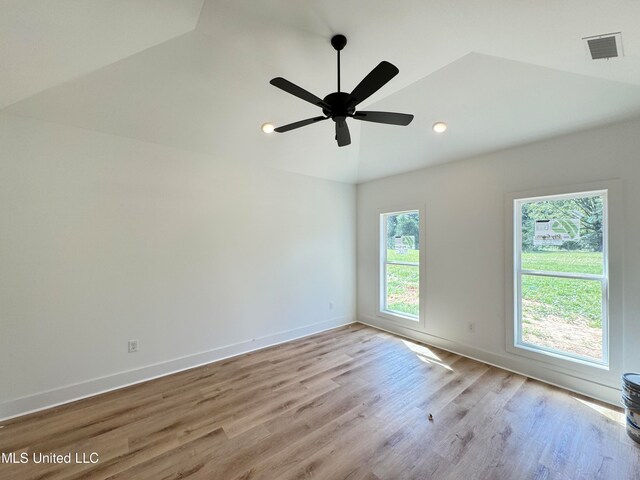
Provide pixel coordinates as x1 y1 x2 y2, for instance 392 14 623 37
377 206 426 328
514 190 608 367
505 180 623 385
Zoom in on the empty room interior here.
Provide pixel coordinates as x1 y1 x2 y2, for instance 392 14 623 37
2 1 640 479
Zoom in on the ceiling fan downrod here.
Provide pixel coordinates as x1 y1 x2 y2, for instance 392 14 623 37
331 34 347 93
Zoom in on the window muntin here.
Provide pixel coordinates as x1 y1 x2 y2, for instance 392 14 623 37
515 190 608 365
381 210 420 320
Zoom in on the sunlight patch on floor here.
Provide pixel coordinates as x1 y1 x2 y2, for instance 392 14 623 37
573 397 625 425
401 340 454 371
416 354 454 371
401 340 440 360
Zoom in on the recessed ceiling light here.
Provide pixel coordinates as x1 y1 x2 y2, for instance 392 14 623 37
261 122 275 134
432 122 447 133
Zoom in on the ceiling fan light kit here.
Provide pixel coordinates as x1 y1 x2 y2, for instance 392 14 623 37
269 35 414 147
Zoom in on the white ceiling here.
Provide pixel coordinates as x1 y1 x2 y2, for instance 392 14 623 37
0 0 204 109
3 0 640 183
357 52 640 182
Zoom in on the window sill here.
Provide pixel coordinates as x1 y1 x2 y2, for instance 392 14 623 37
507 341 611 377
377 310 419 324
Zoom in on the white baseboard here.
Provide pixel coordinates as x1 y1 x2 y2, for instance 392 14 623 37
358 316 622 407
0 316 355 421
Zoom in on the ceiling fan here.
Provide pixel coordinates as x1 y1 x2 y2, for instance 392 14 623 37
269 34 414 147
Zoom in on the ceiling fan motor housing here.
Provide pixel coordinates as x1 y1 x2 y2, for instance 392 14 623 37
322 92 354 119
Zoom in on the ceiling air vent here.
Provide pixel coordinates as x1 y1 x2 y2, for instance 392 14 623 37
583 32 623 60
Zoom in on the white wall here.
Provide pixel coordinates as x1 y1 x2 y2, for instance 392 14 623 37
357 118 640 404
0 114 356 418
3 112 638 419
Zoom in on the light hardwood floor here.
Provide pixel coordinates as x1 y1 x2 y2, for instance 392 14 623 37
1 324 639 479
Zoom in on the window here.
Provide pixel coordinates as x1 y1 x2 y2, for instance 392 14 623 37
380 210 420 321
513 190 608 366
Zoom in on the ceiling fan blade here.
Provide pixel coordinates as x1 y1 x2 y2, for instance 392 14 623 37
347 61 399 107
335 117 351 147
274 116 328 133
270 77 331 111
352 111 414 126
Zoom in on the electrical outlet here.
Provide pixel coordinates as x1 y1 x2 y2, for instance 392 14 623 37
329 302 334 310
468 322 476 333
128 340 139 353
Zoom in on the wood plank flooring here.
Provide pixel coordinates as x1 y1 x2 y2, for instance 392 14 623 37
1 324 638 479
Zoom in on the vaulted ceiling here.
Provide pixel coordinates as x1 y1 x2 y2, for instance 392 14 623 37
3 0 640 183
